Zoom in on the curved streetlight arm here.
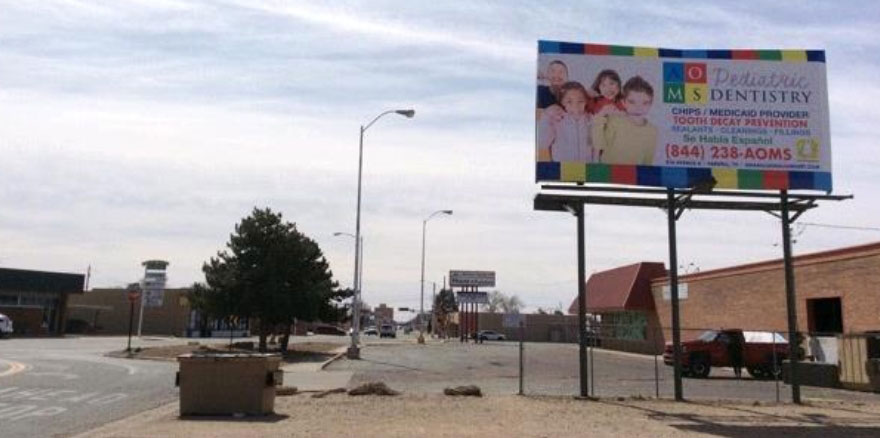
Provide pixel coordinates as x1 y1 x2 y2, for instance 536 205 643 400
363 109 415 133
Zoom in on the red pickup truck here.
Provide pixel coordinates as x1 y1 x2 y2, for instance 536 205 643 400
663 329 788 378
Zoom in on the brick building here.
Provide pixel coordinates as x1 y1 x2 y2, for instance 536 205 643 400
571 241 880 355
0 267 85 336
653 241 880 341
68 288 195 336
374 303 394 324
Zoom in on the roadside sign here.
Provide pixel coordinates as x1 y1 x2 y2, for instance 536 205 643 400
142 270 166 308
503 313 525 328
449 270 496 287
128 291 140 302
662 283 689 301
456 291 489 304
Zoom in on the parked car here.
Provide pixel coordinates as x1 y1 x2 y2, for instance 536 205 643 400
663 329 788 378
477 330 506 341
0 313 13 338
379 323 396 338
313 325 347 336
364 327 378 336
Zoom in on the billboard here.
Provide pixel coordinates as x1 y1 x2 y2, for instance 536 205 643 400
536 40 831 191
449 270 496 288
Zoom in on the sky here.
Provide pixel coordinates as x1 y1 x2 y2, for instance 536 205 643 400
2 1 880 313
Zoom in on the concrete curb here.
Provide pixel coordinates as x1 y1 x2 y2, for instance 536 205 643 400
319 347 348 370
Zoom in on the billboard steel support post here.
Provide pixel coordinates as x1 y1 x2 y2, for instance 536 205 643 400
781 190 802 404
667 188 684 402
575 203 589 398
518 320 525 395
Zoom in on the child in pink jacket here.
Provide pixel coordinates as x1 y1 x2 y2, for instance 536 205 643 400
537 81 595 162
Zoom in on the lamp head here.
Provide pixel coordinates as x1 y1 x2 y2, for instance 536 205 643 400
395 109 415 118
442 210 453 215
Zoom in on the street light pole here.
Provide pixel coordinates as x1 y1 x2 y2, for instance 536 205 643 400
350 109 415 359
419 210 453 344
335 232 363 351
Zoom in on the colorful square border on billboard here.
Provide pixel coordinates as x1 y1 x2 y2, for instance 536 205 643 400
535 40 831 191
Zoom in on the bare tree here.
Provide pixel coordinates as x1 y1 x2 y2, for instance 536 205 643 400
484 291 524 314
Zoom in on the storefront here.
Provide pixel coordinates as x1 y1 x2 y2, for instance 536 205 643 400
568 262 667 354
0 267 85 336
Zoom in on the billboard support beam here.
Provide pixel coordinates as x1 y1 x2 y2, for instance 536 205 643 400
780 190 802 404
575 202 589 399
534 186 850 402
666 189 684 401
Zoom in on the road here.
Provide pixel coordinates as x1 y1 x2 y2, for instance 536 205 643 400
0 336 189 438
329 340 880 403
0 334 348 438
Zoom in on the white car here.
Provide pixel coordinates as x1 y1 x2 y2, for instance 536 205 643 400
0 313 12 337
478 330 506 341
379 324 396 338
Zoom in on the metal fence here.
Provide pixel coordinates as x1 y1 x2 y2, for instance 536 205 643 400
503 323 880 403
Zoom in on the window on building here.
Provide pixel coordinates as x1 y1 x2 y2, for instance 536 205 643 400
807 297 843 334
0 293 19 306
604 311 647 340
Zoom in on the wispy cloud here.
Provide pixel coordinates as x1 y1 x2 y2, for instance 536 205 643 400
2 0 879 311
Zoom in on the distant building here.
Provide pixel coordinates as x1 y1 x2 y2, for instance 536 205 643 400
374 303 394 324
0 267 85 336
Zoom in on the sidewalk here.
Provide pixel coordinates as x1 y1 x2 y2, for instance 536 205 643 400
280 346 352 392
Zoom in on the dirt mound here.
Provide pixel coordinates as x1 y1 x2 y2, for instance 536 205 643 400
348 382 400 396
443 385 482 397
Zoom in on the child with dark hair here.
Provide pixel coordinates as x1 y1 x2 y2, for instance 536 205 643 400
592 76 657 165
537 81 594 162
590 69 625 115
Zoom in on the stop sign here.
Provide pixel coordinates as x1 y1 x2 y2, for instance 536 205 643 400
128 291 140 302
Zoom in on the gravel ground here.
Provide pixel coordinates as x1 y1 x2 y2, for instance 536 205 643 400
75 393 880 438
329 341 880 403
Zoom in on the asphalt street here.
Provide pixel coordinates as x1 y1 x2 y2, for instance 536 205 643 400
329 340 880 403
0 336 191 438
0 335 351 438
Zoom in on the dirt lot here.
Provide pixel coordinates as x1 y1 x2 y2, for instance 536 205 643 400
77 393 880 438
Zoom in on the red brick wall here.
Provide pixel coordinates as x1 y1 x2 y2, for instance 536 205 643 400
652 249 880 344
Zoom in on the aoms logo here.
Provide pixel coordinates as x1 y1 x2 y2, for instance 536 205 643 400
664 62 708 104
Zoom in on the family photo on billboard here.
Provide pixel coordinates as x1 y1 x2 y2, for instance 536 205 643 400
536 58 659 166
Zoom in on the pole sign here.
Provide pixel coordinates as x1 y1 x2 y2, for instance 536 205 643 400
535 40 831 191
142 271 166 307
449 270 496 288
141 260 169 308
456 291 489 304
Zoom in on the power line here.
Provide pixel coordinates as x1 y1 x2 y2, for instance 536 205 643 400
798 222 880 232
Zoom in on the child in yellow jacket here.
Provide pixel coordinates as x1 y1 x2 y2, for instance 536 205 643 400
591 76 657 165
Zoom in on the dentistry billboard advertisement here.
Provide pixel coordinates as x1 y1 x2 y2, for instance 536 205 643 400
535 40 831 191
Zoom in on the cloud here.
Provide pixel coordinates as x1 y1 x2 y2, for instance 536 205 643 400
2 0 879 311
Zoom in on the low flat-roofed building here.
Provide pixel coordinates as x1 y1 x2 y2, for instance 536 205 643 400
0 267 85 336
